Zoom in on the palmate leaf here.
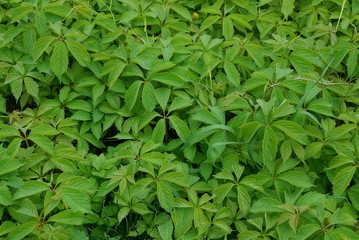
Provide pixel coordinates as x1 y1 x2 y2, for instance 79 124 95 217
50 40 68 76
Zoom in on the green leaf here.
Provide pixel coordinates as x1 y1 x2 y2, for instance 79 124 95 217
10 78 23 101
0 221 16 237
7 222 36 240
24 77 39 98
50 41 68 76
125 80 143 112
157 181 175 212
28 134 54 154
0 158 23 176
278 171 313 188
262 126 277 172
150 72 187 87
65 39 91 67
223 17 234 40
106 60 126 89
32 35 56 62
158 221 174 240
240 121 262 142
332 166 356 196
170 5 192 21
237 185 251 214
200 16 220 32
213 183 235 203
118 207 130 223
13 180 49 199
155 88 171 111
30 124 58 136
0 125 20 138
142 81 157 111
172 208 193 239
152 118 166 144
224 61 240 86
60 188 92 213
168 115 191 142
48 210 84 225
272 120 308 145
281 0 294 19
0 183 13 206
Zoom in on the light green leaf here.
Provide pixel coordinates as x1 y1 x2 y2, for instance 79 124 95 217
48 210 84 225
158 221 173 240
237 185 251 214
168 115 191 142
200 16 220 32
30 124 58 136
224 61 240 86
65 39 90 67
0 183 13 206
223 17 234 40
125 80 143 112
272 120 308 145
281 0 294 19
150 72 187 87
7 222 36 240
0 221 16 237
0 158 23 176
172 208 193 239
142 81 157 111
32 35 56 62
118 207 130 223
0 125 21 138
50 41 68 76
332 166 356 196
152 118 166 144
263 126 277 172
13 180 49 199
28 134 54 154
278 171 313 188
24 77 39 98
157 181 175 212
60 188 92 213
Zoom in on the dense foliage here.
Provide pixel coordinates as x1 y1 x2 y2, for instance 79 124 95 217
0 0 358 239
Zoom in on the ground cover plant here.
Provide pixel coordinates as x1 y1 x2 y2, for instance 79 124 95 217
0 0 358 239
